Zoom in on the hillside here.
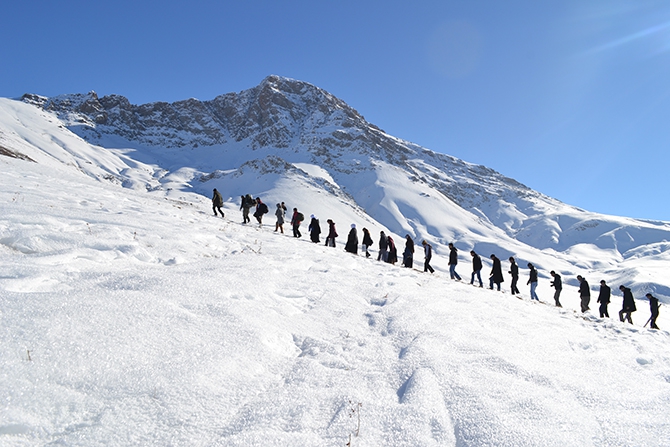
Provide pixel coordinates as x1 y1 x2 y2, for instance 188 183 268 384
1 153 669 446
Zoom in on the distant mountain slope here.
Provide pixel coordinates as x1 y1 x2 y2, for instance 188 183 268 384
4 76 670 298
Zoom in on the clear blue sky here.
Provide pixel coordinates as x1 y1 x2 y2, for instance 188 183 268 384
3 0 670 221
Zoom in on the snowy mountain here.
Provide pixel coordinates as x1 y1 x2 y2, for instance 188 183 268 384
8 75 670 300
1 76 670 446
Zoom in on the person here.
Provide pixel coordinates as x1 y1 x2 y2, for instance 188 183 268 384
274 203 285 233
291 208 303 238
508 257 520 295
597 280 611 318
448 243 462 280
618 285 637 324
422 240 434 273
345 224 358 254
645 293 660 329
211 188 224 217
403 235 414 268
378 231 388 261
577 275 590 313
362 228 373 258
325 219 338 247
549 271 563 307
253 197 268 225
527 263 539 301
489 255 504 291
308 215 321 243
470 250 483 287
387 236 398 264
240 194 254 224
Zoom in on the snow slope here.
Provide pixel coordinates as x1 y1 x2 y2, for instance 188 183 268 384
2 138 670 446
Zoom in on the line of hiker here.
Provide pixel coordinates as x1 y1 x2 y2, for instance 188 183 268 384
219 192 662 330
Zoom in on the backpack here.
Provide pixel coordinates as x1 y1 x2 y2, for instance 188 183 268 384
297 212 304 222
259 202 269 214
244 194 254 207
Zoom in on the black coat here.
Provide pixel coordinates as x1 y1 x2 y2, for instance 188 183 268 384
490 257 504 283
528 267 538 284
449 247 458 265
309 218 321 242
362 231 373 247
579 279 590 297
472 253 482 271
621 287 637 312
509 262 518 279
649 295 659 316
345 228 358 254
551 274 562 290
597 285 611 304
212 190 223 207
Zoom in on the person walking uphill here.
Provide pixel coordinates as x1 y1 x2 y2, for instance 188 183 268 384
308 215 321 243
508 257 520 295
645 293 660 329
253 197 268 225
448 243 462 280
387 236 398 264
345 224 358 254
550 271 562 307
274 203 285 233
403 235 414 268
577 275 591 313
240 194 255 224
527 263 539 301
470 250 483 287
362 228 373 258
422 240 434 273
619 285 637 324
325 219 338 247
597 280 611 318
489 254 504 291
378 231 388 261
291 208 304 238
212 189 224 217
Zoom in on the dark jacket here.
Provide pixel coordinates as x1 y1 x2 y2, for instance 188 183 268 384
472 253 482 272
387 236 397 263
579 279 590 297
597 285 611 304
309 218 321 242
528 267 538 284
449 247 458 265
490 256 504 283
550 274 562 291
362 230 373 247
404 237 415 256
621 287 637 312
379 233 388 251
345 228 358 254
212 189 223 207
649 295 660 316
509 262 518 278
327 221 338 239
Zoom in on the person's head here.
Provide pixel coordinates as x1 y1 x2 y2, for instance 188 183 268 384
311 214 315 219
449 243 454 248
509 256 515 263
600 280 606 285
527 263 533 268
422 240 427 246
256 197 261 201
276 203 281 207
550 270 556 276
577 275 583 281
213 188 217 192
327 219 333 224
619 285 626 291
490 254 496 259
470 250 476 256
351 223 356 229
646 293 653 298
293 208 297 212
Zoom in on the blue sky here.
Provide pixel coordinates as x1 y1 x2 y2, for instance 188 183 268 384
2 0 670 221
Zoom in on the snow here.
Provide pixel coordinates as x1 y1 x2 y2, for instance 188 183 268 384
1 94 670 446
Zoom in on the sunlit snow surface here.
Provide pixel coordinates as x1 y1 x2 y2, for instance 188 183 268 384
1 157 669 446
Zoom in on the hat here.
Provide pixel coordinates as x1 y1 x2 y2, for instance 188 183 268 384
351 223 356 229
311 214 315 219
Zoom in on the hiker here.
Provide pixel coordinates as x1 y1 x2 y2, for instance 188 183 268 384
527 263 539 301
645 293 660 329
448 243 462 280
577 275 590 313
508 257 520 295
378 231 388 261
325 219 338 247
597 280 611 318
345 224 358 254
403 235 414 268
387 236 398 264
274 203 285 233
549 271 562 307
212 189 224 217
489 254 504 291
362 228 373 258
253 197 268 225
240 194 255 224
422 240 434 273
618 285 637 324
291 208 303 238
470 250 483 287
308 215 321 243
